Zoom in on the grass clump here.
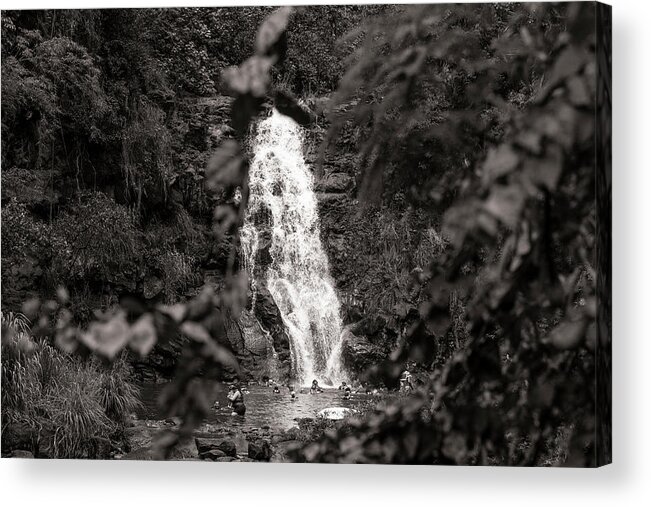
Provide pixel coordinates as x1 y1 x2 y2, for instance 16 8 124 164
1 312 141 458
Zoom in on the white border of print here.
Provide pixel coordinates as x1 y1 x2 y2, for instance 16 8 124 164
1 1 649 506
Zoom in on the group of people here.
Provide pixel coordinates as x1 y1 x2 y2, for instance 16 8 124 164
267 378 296 400
217 373 408 417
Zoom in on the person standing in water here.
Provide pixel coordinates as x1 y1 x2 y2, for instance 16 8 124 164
227 384 246 416
400 370 414 393
310 379 322 394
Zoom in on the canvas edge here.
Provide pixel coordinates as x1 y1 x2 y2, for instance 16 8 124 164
595 0 612 468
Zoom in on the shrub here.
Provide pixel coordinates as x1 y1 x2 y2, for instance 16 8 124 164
157 250 201 302
0 201 51 261
1 312 140 458
143 207 205 302
121 96 173 209
1 201 52 307
49 191 142 287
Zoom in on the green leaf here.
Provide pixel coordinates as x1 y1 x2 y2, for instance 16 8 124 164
201 340 239 371
483 144 520 184
79 311 130 359
205 140 244 192
548 308 588 350
129 313 157 357
180 321 211 343
255 6 293 57
212 205 239 239
222 56 272 98
484 184 525 228
524 144 564 191
157 304 187 324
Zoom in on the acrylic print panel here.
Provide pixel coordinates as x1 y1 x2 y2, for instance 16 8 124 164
0 2 611 466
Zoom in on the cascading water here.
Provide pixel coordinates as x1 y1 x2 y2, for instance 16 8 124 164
241 109 347 387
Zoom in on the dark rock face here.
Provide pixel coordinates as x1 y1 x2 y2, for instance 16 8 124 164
315 172 355 193
341 329 386 373
247 438 272 461
315 192 349 205
253 286 292 380
349 315 387 339
131 331 190 382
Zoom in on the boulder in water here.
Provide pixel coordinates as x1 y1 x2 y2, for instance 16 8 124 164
200 449 227 461
317 407 357 420
195 437 237 457
247 438 272 461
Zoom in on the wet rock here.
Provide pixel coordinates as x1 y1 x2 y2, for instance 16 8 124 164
215 456 236 462
341 329 386 372
349 316 386 338
143 276 164 299
168 439 199 460
201 449 227 461
316 192 348 205
253 286 291 379
195 437 237 457
11 450 34 459
1 423 35 454
248 439 272 461
315 172 355 193
218 439 238 457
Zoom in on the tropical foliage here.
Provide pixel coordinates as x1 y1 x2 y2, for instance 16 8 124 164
1 4 608 465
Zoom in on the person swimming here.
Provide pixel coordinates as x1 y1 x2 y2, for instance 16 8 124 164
227 384 246 416
338 381 347 390
343 386 352 400
273 385 280 394
289 386 297 400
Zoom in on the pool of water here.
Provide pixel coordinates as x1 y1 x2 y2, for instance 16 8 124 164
137 383 373 431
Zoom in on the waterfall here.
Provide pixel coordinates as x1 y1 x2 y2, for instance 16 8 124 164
241 109 347 387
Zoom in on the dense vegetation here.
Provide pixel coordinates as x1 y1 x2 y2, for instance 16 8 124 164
1 312 139 458
1 4 609 465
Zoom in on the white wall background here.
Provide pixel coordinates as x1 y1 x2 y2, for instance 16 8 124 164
1 0 648 504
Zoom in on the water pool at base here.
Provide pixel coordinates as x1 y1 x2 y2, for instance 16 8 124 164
137 383 374 431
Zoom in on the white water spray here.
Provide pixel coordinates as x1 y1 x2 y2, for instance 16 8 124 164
241 110 347 386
